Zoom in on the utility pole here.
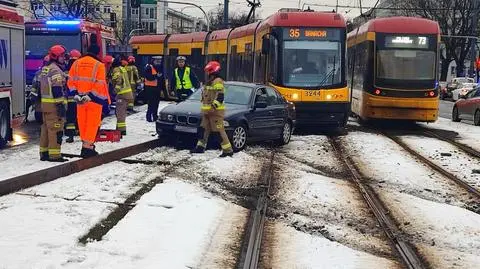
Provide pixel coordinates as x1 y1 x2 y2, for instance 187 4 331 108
471 0 480 79
336 0 339 13
224 0 229 29
126 0 132 41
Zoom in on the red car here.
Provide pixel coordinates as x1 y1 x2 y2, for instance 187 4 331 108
452 86 480 125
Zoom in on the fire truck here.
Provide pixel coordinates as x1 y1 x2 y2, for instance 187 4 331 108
0 0 24 147
25 19 116 85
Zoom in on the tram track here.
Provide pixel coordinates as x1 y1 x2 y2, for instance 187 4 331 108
329 136 427 269
0 139 163 196
383 132 480 200
237 150 275 269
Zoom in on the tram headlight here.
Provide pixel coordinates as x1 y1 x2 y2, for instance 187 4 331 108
292 93 299 100
326 94 332 100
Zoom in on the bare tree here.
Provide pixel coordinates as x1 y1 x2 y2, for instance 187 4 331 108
208 6 261 31
395 0 477 80
26 0 106 20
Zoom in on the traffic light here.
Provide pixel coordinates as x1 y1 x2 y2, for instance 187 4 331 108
131 0 141 8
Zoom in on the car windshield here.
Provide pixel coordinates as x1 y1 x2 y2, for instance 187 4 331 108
188 84 252 105
454 78 474 84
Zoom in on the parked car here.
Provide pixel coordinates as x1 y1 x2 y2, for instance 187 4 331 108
156 81 296 151
452 82 478 101
452 85 480 125
443 77 475 99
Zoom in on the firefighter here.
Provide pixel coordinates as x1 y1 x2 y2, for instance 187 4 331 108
126 55 141 112
64 49 81 143
28 55 50 124
170 56 200 102
111 56 134 135
103 55 114 119
191 61 233 158
68 41 110 158
144 56 166 122
38 45 68 162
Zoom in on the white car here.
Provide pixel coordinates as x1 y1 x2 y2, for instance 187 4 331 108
452 82 478 101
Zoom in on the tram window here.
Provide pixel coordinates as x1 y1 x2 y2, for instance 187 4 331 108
282 40 342 87
377 49 435 80
268 38 279 84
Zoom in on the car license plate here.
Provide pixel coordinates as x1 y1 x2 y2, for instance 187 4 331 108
174 125 197 133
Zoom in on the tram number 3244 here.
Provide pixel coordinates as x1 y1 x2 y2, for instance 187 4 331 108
306 90 321 97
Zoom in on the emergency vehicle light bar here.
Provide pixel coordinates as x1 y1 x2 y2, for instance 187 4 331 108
46 20 81 25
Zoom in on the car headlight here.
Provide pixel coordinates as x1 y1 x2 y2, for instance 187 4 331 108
223 120 230 127
167 115 174 122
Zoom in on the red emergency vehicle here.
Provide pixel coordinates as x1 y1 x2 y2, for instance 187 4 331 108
0 0 24 147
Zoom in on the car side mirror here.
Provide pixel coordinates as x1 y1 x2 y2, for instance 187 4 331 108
261 38 270 55
460 95 467 99
254 101 268 109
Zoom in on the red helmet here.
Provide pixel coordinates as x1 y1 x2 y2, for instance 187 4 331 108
103 55 114 64
48 45 66 60
43 55 50 63
69 49 81 59
128 56 135 63
204 61 221 75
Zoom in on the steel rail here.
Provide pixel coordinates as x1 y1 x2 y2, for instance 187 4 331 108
329 137 426 269
0 139 163 196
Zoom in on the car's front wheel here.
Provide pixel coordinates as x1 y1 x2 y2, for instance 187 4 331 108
276 121 292 145
231 124 247 152
452 106 461 122
474 110 480 126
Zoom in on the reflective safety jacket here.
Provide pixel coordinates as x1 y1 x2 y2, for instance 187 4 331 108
68 54 110 106
126 64 141 86
174 67 193 90
39 62 66 113
201 77 225 115
112 66 133 100
144 64 158 87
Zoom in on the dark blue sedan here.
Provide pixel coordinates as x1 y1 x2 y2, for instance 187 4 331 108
156 82 296 151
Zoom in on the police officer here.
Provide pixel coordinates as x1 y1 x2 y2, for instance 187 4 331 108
170 56 200 102
191 61 233 158
144 56 166 122
112 56 134 135
65 49 81 143
126 56 141 112
38 45 68 162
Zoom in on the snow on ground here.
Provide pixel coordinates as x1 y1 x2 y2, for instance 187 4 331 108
269 151 397 260
61 178 248 269
0 159 168 268
0 102 170 181
400 135 480 194
281 135 346 177
421 117 480 152
340 131 477 210
378 190 480 268
259 221 399 269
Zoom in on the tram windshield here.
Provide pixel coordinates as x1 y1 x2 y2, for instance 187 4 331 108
26 34 81 57
377 49 436 80
282 40 342 88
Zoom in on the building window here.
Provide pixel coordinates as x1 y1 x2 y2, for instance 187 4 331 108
95 7 101 12
145 8 149 15
132 8 138 15
149 22 155 32
150 8 155 19
103 5 111 13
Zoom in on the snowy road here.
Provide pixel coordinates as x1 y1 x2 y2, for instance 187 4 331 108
2 112 480 268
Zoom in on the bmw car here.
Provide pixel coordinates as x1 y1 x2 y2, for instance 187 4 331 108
157 82 296 151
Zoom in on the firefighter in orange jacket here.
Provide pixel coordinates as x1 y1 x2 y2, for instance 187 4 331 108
191 61 233 158
65 49 81 143
38 45 68 162
68 42 110 158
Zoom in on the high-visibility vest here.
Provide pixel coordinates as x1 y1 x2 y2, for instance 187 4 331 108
39 63 66 113
175 67 193 90
112 66 132 95
144 65 158 87
67 55 110 105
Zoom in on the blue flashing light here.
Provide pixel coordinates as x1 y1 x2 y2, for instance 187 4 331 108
46 20 81 25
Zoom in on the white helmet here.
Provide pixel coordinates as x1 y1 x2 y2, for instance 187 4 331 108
176 56 186 61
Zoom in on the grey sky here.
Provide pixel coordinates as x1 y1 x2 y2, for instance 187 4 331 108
168 0 378 21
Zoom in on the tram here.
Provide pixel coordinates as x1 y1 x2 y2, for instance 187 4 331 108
130 10 349 127
347 17 441 122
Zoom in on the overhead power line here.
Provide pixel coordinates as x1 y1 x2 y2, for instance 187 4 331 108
301 3 479 12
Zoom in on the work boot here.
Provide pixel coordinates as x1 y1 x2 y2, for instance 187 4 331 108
121 131 127 136
219 151 234 158
66 136 74 143
146 114 153 122
47 157 69 162
190 146 205 154
40 152 49 161
81 147 99 158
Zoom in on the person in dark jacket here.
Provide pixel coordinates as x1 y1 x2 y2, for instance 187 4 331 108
144 56 166 122
170 56 200 102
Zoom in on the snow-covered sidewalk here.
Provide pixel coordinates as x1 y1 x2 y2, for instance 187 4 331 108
420 117 480 152
0 103 169 181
